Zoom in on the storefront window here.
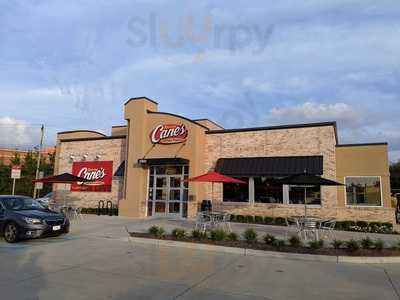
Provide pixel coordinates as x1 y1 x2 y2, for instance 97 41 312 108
346 177 382 206
289 186 321 205
254 177 283 203
223 178 249 202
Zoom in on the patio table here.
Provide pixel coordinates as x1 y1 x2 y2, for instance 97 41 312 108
291 215 322 241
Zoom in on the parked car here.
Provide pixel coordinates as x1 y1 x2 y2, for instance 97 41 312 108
0 195 69 243
36 192 53 207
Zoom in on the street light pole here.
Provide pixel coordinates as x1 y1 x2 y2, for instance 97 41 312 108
33 125 44 199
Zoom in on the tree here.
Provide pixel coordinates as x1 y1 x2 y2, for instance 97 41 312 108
390 161 400 191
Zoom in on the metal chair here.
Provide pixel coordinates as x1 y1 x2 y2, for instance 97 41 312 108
285 217 302 239
302 219 319 241
195 212 212 233
319 219 336 240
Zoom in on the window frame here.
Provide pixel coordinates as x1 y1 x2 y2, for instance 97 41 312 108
286 185 322 207
344 176 383 208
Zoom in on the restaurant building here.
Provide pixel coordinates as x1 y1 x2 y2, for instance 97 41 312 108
54 97 394 223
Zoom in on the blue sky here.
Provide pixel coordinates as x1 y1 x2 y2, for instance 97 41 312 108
0 0 399 161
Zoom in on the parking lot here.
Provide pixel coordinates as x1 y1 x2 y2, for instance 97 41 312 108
1 215 400 300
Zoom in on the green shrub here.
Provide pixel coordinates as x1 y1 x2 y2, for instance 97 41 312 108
309 240 324 250
345 239 360 252
171 228 186 239
356 221 368 228
210 229 227 241
361 237 373 249
227 232 238 241
245 215 255 223
382 222 393 230
148 226 160 236
335 221 345 231
156 227 165 238
191 229 208 239
288 235 301 247
369 222 381 228
264 216 274 225
273 239 286 250
374 239 384 251
243 228 257 244
264 234 276 245
331 240 343 249
236 215 246 223
341 221 356 231
254 216 264 224
230 215 237 222
274 217 286 226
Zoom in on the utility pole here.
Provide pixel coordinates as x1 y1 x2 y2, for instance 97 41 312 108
33 125 44 199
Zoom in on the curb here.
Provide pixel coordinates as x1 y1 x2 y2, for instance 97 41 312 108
129 236 400 264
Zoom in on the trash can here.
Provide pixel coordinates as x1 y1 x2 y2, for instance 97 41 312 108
200 200 212 212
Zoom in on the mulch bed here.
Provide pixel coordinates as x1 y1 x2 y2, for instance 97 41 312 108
130 232 400 257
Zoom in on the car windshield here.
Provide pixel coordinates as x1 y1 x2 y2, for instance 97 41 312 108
1 197 45 211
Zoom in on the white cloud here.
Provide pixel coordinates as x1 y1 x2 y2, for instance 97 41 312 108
266 102 363 127
0 117 41 149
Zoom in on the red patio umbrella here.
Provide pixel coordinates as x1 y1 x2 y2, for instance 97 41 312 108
186 171 246 206
33 173 92 205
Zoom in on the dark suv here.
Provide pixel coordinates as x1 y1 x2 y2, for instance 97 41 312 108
0 195 69 243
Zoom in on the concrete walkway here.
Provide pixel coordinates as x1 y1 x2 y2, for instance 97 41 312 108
1 215 400 299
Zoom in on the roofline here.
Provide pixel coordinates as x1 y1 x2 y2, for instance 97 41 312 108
112 125 127 128
207 121 338 141
193 118 224 130
217 155 323 160
57 130 106 137
336 142 388 148
124 97 158 106
59 136 126 143
146 110 210 130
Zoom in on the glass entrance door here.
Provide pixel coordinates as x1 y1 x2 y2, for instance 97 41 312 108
148 165 189 218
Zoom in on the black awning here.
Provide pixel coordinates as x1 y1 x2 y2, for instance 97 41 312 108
276 174 343 186
114 161 125 177
215 156 323 177
138 158 189 166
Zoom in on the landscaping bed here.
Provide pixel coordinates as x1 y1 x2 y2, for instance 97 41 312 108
129 226 400 257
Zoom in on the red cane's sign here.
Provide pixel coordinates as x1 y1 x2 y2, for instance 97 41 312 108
71 161 113 192
150 124 188 144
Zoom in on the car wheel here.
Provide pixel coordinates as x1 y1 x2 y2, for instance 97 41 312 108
4 222 19 243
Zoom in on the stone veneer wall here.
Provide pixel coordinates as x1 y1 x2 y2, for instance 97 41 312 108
204 126 395 223
56 138 126 208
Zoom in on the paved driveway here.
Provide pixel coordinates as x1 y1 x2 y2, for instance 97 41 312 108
1 215 400 300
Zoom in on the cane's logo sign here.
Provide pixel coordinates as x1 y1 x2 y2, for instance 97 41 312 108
150 124 188 144
71 161 113 192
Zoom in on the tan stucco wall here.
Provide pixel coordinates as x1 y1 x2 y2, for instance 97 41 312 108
111 126 127 137
335 144 394 223
119 98 208 218
55 138 126 208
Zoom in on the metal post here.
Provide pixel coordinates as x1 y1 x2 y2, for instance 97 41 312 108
12 178 16 195
33 125 44 198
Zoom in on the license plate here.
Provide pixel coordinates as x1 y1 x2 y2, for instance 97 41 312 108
52 225 61 231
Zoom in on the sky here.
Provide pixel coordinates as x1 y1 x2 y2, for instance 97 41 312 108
0 0 399 161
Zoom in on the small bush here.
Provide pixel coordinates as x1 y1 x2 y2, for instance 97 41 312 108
369 222 381 228
227 232 238 241
288 235 301 247
273 239 286 250
243 228 257 244
254 216 264 224
361 237 373 249
264 216 274 225
210 229 227 241
309 240 324 250
236 215 246 223
331 240 343 249
148 226 160 236
341 221 356 231
264 234 276 245
245 215 255 223
191 229 208 240
274 217 286 226
230 215 237 222
356 221 368 228
345 239 360 252
156 227 165 238
374 239 384 251
382 222 393 230
171 228 186 239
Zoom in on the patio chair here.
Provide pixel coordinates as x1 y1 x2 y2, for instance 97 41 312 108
319 219 336 240
285 217 302 239
195 212 212 233
215 213 231 232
